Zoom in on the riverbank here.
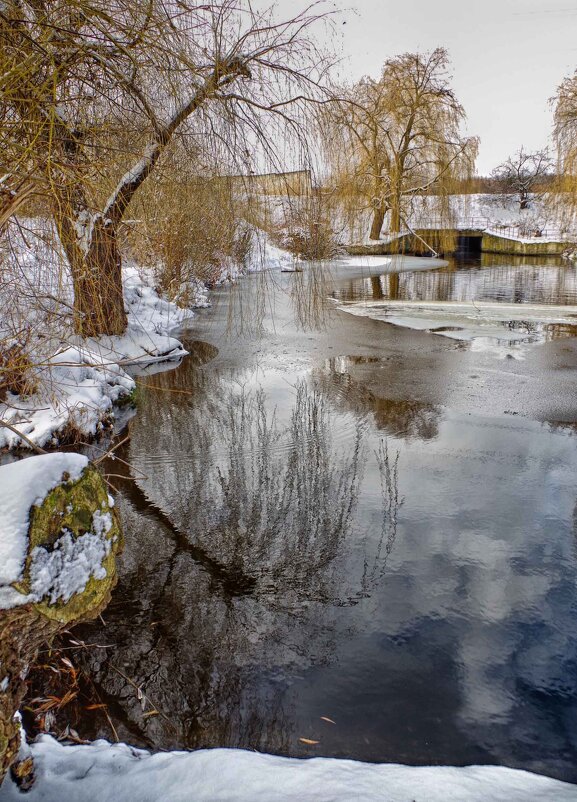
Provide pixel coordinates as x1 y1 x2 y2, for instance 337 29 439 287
0 222 293 452
1 735 576 802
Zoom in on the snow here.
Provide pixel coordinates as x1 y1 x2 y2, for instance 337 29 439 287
483 226 568 245
0 251 192 450
73 209 103 255
103 144 160 218
80 265 191 369
0 453 88 608
247 225 297 271
28 527 110 605
329 193 577 247
334 255 448 274
0 345 135 451
0 736 576 802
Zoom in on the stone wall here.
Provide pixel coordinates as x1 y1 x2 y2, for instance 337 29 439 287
480 233 568 256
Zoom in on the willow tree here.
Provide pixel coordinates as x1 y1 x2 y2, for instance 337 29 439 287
0 0 329 337
326 48 477 240
554 70 577 204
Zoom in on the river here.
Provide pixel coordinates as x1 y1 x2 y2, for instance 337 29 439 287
67 251 577 783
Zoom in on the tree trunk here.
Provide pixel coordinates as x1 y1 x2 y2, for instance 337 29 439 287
58 213 127 338
390 198 402 234
369 205 385 240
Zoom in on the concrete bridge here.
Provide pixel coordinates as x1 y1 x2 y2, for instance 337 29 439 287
347 217 574 257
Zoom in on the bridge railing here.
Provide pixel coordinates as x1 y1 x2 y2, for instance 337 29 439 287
411 216 490 231
483 223 572 241
411 217 572 241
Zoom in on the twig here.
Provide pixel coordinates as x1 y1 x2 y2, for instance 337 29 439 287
0 420 47 453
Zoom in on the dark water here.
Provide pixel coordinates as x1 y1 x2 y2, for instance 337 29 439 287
71 253 577 783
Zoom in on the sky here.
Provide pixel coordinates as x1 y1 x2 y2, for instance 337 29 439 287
277 0 577 175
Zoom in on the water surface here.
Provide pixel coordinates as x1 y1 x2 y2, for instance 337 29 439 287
70 253 577 783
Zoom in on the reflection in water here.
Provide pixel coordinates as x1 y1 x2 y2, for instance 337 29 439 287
51 252 577 784
219 261 334 337
332 254 577 309
62 337 577 784
288 262 334 330
70 362 400 755
315 356 442 441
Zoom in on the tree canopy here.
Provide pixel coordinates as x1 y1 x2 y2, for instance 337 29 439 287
325 47 477 240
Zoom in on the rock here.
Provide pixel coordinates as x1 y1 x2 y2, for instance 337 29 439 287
0 461 122 786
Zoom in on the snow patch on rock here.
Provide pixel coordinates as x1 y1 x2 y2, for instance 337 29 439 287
28 527 110 605
0 453 89 609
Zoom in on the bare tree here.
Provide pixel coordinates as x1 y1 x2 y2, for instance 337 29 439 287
491 148 553 212
324 48 477 240
0 1 330 337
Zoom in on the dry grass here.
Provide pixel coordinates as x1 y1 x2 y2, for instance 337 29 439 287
0 338 38 401
125 153 254 301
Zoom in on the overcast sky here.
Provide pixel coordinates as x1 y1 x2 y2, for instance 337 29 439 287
275 0 577 174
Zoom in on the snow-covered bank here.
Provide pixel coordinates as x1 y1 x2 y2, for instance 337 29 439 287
0 264 192 451
1 736 576 802
247 225 298 272
0 221 292 451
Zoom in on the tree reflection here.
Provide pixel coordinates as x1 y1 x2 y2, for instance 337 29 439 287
68 372 401 755
314 356 442 441
330 254 577 307
214 261 335 339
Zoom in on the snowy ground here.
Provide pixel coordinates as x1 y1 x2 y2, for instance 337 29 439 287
1 736 577 802
0 262 191 451
258 192 577 248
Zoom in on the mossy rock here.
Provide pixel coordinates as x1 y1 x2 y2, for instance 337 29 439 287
0 461 123 785
12 465 123 624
